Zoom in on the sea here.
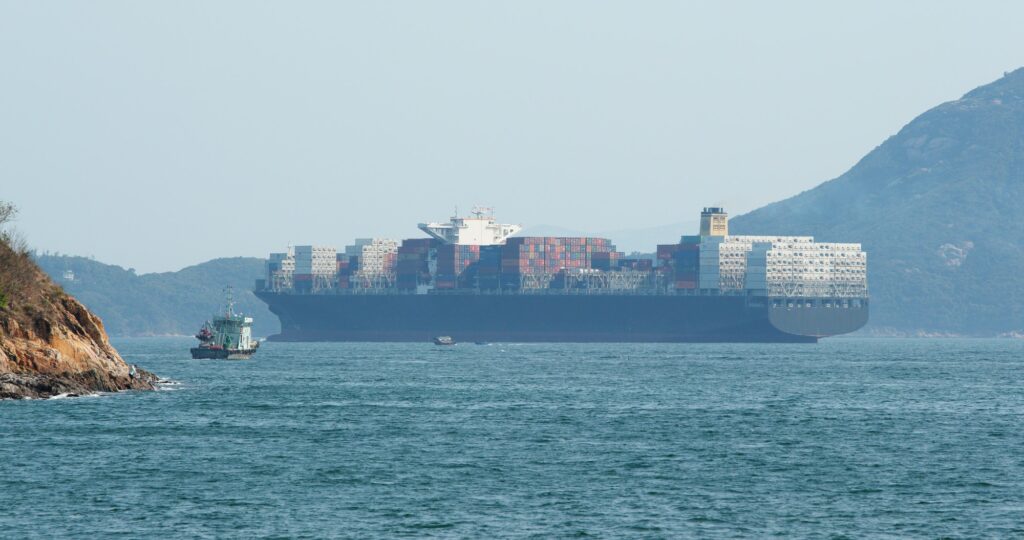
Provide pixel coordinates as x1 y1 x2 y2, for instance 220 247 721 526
2 338 1023 538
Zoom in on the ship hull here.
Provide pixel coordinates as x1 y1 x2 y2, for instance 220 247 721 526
190 347 258 360
256 292 868 343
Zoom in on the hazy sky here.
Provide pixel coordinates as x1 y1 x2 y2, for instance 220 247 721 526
2 1 1022 272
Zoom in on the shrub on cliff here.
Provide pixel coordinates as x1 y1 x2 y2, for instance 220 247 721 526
0 201 75 334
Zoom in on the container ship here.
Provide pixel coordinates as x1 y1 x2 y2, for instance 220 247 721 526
255 207 868 343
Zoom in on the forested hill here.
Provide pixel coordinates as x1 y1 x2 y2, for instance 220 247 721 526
35 255 276 338
731 68 1024 335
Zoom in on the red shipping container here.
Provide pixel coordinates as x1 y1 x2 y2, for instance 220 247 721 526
657 244 681 260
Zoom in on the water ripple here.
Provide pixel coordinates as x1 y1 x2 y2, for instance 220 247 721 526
1 337 1022 538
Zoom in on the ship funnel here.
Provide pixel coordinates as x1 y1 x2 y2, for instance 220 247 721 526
700 207 728 237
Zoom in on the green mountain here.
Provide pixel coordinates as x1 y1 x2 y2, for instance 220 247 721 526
35 255 277 337
731 68 1024 335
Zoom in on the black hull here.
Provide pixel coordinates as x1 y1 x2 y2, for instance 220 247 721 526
256 292 868 343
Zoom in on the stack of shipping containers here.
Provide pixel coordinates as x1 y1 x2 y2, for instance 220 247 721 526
293 245 338 293
266 250 295 291
396 238 437 291
657 243 680 288
499 237 615 290
348 238 399 288
672 235 701 290
260 208 869 301
435 244 481 289
591 251 622 271
699 236 816 292
477 245 503 290
745 241 868 299
336 253 352 289
656 236 702 291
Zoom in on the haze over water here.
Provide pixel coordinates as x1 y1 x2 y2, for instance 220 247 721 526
3 338 1022 537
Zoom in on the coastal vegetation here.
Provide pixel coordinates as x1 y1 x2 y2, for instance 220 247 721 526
0 201 33 311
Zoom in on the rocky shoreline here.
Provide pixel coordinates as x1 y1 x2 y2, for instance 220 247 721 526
1 233 159 400
0 368 158 400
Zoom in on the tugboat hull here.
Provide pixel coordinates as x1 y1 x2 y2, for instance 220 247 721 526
190 347 258 360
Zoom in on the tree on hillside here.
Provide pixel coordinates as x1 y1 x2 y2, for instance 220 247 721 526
0 201 36 309
0 200 15 233
0 200 27 253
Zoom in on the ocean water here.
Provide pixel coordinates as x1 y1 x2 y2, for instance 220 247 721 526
2 338 1023 538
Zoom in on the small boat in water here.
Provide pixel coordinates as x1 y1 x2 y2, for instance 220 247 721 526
433 336 456 346
191 287 260 360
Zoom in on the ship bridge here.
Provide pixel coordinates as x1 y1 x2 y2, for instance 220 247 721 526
417 206 521 245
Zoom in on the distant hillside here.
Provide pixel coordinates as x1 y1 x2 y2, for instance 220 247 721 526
35 255 276 337
732 68 1024 335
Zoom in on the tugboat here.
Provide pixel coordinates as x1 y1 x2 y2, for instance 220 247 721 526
191 287 260 360
433 336 456 346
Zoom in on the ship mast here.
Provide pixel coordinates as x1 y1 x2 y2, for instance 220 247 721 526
224 286 235 317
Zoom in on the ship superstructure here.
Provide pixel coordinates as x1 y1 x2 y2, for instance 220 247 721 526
255 207 868 342
417 206 522 245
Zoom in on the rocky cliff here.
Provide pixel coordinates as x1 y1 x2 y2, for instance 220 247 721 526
0 237 156 399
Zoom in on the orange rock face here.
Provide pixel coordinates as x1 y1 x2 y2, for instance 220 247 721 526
0 265 157 399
